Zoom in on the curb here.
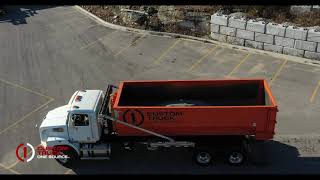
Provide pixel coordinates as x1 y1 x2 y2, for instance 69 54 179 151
73 5 320 67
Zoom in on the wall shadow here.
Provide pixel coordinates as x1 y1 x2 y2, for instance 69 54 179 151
0 5 59 25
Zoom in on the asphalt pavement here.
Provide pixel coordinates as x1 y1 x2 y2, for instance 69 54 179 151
0 5 320 174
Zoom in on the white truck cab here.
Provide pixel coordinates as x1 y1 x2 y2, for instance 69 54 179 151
39 90 106 165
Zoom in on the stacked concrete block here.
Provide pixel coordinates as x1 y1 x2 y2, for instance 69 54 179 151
228 16 246 29
294 40 317 52
264 43 283 53
211 24 220 33
227 36 245 46
307 29 320 42
245 40 263 50
255 33 274 44
236 29 254 40
285 26 308 40
266 23 286 36
283 47 304 57
220 26 236 36
209 12 320 61
211 13 229 26
290 6 312 15
304 51 320 60
210 32 227 42
246 20 266 33
274 36 294 48
304 29 320 60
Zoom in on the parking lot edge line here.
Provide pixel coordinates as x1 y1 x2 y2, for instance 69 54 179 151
270 59 288 86
8 144 42 169
65 169 72 174
0 99 54 135
227 53 251 77
7 168 20 175
187 45 219 72
114 33 146 56
0 163 9 170
0 78 53 100
80 30 119 50
0 163 20 175
310 80 320 103
153 39 181 65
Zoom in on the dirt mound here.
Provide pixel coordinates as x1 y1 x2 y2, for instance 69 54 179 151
81 5 320 38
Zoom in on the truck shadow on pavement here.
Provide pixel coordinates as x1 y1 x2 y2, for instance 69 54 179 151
68 141 320 174
0 5 57 25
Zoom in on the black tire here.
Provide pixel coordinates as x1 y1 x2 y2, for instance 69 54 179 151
55 146 79 168
225 150 246 166
193 149 213 166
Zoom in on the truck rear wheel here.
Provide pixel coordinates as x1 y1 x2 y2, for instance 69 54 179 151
193 150 212 166
225 150 246 166
55 146 79 168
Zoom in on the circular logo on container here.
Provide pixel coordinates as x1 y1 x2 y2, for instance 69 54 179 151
123 109 144 126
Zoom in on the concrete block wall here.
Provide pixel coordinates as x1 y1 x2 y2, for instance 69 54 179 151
210 12 320 61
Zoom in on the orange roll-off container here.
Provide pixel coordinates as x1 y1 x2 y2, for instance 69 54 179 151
111 79 278 140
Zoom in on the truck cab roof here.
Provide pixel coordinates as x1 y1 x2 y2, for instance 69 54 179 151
68 90 103 113
39 90 103 130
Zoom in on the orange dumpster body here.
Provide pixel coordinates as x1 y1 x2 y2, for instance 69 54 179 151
112 79 278 140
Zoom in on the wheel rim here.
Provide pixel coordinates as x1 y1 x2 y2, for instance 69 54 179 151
229 152 243 164
57 152 68 164
197 152 211 164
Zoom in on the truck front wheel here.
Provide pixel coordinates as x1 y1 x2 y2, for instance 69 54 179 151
193 150 212 166
55 146 79 168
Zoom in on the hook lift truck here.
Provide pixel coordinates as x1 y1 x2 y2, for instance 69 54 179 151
39 79 278 167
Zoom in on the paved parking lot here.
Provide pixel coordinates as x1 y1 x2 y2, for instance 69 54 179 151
0 6 320 174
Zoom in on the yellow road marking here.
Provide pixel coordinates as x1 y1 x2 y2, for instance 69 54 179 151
310 80 320 103
87 24 98 29
0 78 53 100
187 45 219 72
0 77 55 135
0 163 20 174
269 59 288 86
0 98 54 135
8 144 42 169
65 169 73 174
114 33 146 56
153 39 181 65
227 53 251 77
200 45 211 54
80 30 119 50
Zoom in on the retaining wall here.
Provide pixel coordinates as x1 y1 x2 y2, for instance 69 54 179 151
210 12 320 61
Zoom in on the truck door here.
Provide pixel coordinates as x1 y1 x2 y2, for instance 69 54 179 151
68 113 94 143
